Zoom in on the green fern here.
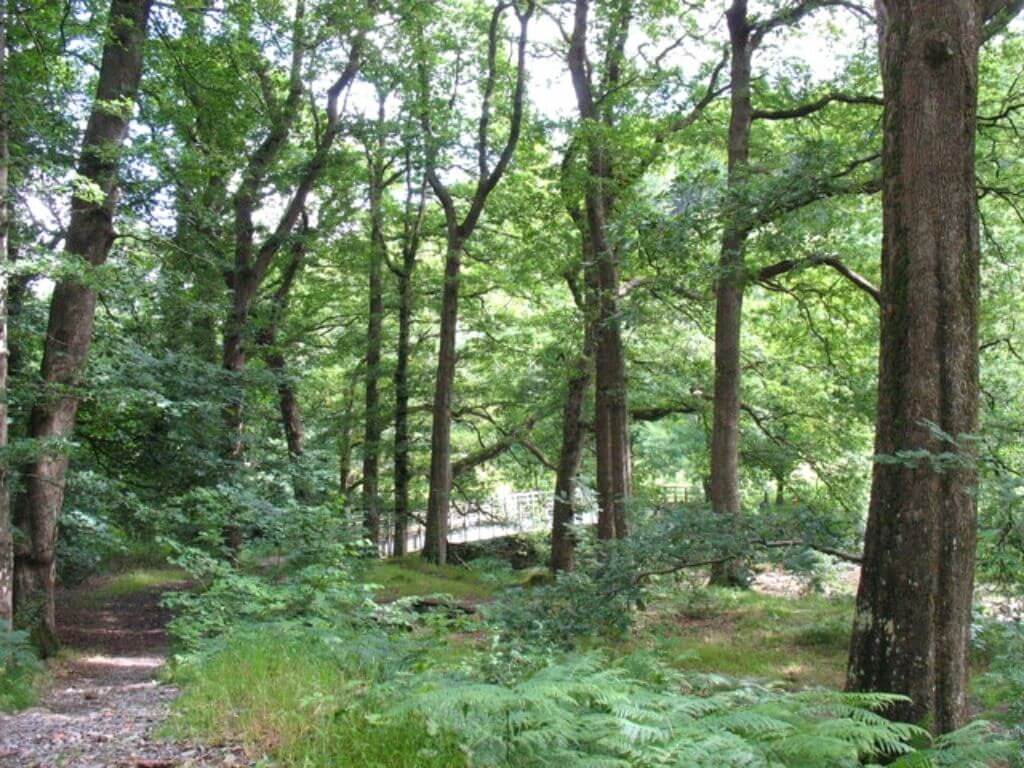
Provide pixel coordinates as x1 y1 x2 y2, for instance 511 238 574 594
390 653 1008 768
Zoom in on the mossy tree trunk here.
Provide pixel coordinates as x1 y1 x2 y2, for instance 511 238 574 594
847 0 990 734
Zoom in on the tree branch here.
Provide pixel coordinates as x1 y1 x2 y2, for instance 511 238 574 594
756 254 881 305
751 92 882 121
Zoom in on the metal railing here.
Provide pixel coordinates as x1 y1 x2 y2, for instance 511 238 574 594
376 487 598 556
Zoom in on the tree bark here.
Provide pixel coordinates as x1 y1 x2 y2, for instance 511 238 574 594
423 238 461 564
268 352 305 460
392 251 414 556
847 0 982 734
255 228 308 498
13 0 152 653
567 0 633 541
392 173 424 557
593 241 631 539
709 0 752 588
0 0 10 630
550 290 594 571
362 153 387 548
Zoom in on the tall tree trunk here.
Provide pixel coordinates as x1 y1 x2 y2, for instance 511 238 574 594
551 233 598 569
423 238 461 564
391 166 424 558
392 241 416 557
417 2 533 564
592 237 631 539
0 0 10 630
13 0 152 653
550 319 593 572
567 0 633 541
709 0 752 587
362 166 386 548
847 0 981 734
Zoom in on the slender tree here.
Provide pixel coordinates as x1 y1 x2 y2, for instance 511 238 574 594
417 0 535 564
219 4 368 551
390 160 426 556
0 0 10 630
13 0 153 653
708 0 881 585
361 94 400 547
549 255 595 572
707 0 754 585
847 0 1022 733
564 0 723 540
566 0 633 540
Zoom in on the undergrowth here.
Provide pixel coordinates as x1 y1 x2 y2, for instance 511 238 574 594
0 629 43 712
163 509 1015 767
169 624 1010 767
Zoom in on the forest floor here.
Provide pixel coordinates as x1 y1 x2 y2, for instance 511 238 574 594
0 571 249 768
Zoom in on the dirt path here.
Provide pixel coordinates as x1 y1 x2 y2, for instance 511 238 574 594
0 576 247 768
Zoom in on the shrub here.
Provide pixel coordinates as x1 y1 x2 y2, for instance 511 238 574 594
0 630 43 712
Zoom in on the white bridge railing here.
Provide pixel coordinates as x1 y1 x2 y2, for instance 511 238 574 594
377 488 599 557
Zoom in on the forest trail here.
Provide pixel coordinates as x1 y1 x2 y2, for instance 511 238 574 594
0 575 247 768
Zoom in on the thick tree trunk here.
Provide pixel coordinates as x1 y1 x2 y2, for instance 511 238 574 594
847 0 981 734
0 0 10 630
423 239 461 564
592 238 631 539
362 172 386 547
222 271 259 461
709 0 751 588
13 0 152 653
392 246 416 557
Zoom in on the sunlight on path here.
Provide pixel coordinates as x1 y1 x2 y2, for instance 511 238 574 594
0 578 248 768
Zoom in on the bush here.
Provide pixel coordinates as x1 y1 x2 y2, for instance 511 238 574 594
0 630 43 712
57 508 128 586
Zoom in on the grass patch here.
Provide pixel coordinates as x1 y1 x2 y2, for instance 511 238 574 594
90 568 189 599
364 555 518 602
168 628 466 767
633 588 854 689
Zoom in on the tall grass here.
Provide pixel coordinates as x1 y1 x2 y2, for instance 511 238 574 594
168 628 465 767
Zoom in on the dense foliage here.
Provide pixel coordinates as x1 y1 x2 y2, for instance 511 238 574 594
1 0 1023 763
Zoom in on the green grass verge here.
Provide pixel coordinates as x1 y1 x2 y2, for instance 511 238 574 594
631 588 855 689
168 629 465 767
363 555 524 601
90 568 189 599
